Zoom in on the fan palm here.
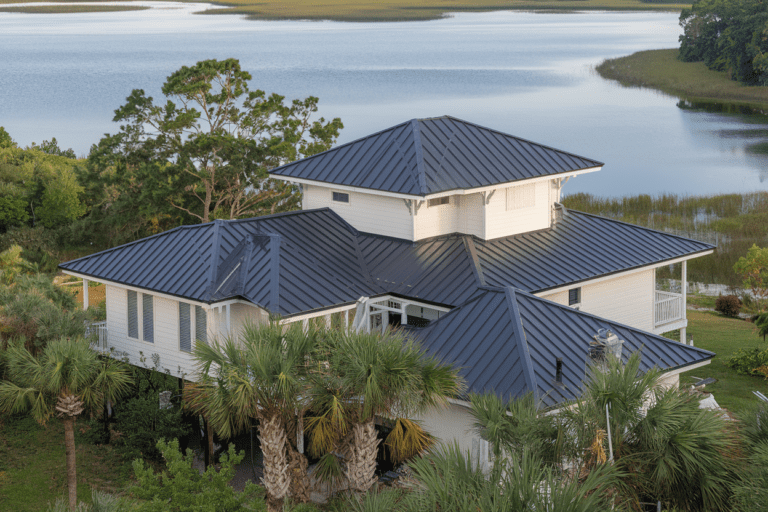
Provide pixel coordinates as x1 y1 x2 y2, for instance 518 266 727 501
184 321 317 512
306 329 462 493
0 337 132 511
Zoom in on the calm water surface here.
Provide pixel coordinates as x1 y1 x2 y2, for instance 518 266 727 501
1 4 767 196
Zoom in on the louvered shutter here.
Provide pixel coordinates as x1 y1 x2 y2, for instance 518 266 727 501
143 294 154 343
179 303 191 352
127 290 138 339
195 306 207 345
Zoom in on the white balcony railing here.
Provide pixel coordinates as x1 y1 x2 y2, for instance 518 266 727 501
654 291 684 328
86 321 108 351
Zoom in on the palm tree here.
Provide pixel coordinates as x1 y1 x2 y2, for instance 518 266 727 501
0 337 132 510
184 321 317 512
561 352 739 512
306 329 462 493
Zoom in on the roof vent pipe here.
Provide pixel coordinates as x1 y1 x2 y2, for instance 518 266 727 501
555 357 563 383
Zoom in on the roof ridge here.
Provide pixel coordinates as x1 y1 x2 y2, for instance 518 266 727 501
504 287 539 401
560 206 716 249
515 289 715 358
411 119 429 195
269 120 413 175
58 223 200 268
439 115 604 167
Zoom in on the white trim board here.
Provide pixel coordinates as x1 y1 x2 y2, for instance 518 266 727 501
272 167 602 201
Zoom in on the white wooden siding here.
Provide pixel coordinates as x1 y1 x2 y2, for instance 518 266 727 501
539 270 655 331
461 192 484 238
414 195 459 240
303 185 413 239
229 303 268 338
106 285 197 380
484 181 551 239
412 402 478 455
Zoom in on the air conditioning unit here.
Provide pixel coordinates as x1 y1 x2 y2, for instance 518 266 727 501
589 328 624 363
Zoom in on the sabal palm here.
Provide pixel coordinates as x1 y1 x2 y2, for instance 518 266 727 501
0 337 132 511
307 329 462 493
184 321 316 512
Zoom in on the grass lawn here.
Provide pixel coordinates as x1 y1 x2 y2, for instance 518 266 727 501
0 415 132 511
596 48 768 109
679 309 768 414
0 0 689 21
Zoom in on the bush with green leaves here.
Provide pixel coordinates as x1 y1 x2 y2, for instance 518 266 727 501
131 438 263 512
726 347 768 376
108 359 191 461
715 294 742 317
47 490 131 512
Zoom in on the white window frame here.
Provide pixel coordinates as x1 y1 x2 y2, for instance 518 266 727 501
427 196 450 208
127 290 155 344
568 287 582 310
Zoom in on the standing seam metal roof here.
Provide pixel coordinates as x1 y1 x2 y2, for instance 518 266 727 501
410 287 714 408
269 116 604 196
60 207 714 317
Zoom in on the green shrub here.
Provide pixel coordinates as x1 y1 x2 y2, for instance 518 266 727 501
715 295 742 317
725 348 768 376
131 438 263 512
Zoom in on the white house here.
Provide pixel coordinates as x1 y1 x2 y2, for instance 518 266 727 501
61 116 714 454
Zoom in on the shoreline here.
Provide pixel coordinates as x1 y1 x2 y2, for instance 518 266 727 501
596 48 768 110
0 0 688 21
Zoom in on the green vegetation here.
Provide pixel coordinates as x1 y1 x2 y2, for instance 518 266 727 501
679 0 768 86
596 49 768 108
681 309 768 412
0 414 131 512
0 0 688 22
0 5 148 13
562 192 768 287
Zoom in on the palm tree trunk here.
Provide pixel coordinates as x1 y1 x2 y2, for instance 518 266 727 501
258 414 290 512
345 420 380 493
63 416 78 511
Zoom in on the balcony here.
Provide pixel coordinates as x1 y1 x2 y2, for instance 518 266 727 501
86 321 108 351
654 290 685 332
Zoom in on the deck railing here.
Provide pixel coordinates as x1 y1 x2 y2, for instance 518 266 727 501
86 321 108 351
654 291 684 328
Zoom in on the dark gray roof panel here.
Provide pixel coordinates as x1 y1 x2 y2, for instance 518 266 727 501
60 207 715 316
476 208 715 293
412 288 714 408
270 117 603 196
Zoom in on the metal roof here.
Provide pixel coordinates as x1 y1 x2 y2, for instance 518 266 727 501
269 116 603 196
410 287 714 408
60 207 714 317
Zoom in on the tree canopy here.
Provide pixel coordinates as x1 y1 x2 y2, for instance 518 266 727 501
679 0 768 85
87 58 342 233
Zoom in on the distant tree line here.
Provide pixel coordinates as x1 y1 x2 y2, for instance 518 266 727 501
0 58 342 266
679 0 768 85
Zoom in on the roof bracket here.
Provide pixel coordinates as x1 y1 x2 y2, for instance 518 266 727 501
403 199 413 215
482 189 496 205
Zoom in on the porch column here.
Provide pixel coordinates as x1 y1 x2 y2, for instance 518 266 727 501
82 279 89 311
681 260 688 344
325 314 331 329
226 304 231 338
400 302 408 326
344 310 349 329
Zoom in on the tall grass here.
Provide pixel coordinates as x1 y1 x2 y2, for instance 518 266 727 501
562 192 768 286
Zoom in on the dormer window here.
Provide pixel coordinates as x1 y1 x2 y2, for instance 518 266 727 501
332 191 350 204
427 196 450 207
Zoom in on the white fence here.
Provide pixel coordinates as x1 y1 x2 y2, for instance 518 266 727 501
654 291 684 328
86 321 108 351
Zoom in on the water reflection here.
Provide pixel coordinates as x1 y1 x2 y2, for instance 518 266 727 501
0 7 766 196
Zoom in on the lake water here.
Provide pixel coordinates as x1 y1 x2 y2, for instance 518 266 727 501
1 4 767 197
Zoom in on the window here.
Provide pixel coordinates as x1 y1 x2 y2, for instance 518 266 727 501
332 191 349 204
195 305 207 345
127 290 138 339
179 303 191 353
143 294 154 343
427 196 450 207
568 287 581 308
128 290 153 343
506 183 536 211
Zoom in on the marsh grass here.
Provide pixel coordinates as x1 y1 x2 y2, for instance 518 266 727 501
0 0 687 21
562 192 768 287
596 48 768 109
